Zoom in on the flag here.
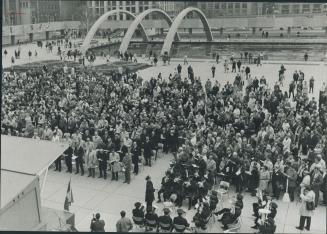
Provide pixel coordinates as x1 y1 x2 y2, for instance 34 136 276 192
64 179 74 211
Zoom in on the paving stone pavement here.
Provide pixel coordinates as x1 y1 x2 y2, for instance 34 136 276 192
43 151 326 233
4 41 327 233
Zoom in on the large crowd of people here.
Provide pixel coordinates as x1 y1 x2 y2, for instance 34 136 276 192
2 42 327 232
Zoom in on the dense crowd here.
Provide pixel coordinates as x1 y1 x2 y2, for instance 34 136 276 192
2 49 327 232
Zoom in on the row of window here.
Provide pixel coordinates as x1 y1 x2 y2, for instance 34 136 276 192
212 2 248 9
280 4 322 14
94 1 152 7
19 1 28 8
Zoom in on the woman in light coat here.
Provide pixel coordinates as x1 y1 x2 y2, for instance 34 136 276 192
110 152 121 181
86 148 97 178
259 166 270 193
296 186 315 231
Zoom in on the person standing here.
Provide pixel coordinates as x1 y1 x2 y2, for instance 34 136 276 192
184 55 188 65
304 52 308 61
293 70 299 84
122 153 132 184
90 213 105 232
86 148 97 178
289 81 295 98
309 76 314 94
237 60 242 72
131 141 141 175
216 53 219 64
224 60 228 73
177 64 182 74
116 210 133 232
4 49 7 57
145 175 155 209
296 186 315 231
232 60 237 73
28 50 32 60
74 140 85 175
97 147 108 179
311 165 323 207
63 142 74 173
111 152 121 181
144 136 153 167
245 66 250 79
211 65 216 78
284 164 298 202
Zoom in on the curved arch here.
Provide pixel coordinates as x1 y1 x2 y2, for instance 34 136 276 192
161 7 213 55
80 10 149 54
118 8 180 54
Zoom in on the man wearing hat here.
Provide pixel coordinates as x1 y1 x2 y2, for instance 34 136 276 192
145 176 155 209
173 209 189 232
132 202 145 225
158 208 173 232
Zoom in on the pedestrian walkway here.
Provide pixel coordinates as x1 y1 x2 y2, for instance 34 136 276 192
43 152 326 233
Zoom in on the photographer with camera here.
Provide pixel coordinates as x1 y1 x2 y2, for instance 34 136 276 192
90 213 105 232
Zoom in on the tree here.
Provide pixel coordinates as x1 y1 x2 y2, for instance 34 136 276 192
76 4 95 32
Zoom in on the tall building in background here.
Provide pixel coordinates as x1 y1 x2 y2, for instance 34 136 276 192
2 0 33 25
87 1 159 21
2 1 326 26
2 0 86 26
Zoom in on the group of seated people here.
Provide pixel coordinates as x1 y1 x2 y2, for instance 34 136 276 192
132 202 190 232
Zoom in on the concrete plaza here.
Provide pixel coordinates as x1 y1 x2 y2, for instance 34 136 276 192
2 41 327 233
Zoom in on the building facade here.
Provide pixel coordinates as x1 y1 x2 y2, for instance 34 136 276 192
87 1 160 21
2 0 86 26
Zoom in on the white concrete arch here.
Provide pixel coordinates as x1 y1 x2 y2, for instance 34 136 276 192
118 8 180 54
80 9 149 54
161 7 213 55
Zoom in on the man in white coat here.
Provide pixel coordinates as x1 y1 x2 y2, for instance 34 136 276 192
296 186 315 231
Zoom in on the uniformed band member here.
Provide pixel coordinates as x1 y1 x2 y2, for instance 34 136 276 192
144 206 159 231
172 208 189 232
132 202 145 225
215 194 244 230
158 208 173 232
157 171 173 203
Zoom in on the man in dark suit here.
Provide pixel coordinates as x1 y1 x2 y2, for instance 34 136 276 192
74 141 85 175
158 208 173 232
145 176 155 209
63 142 74 173
132 202 145 225
97 146 108 179
173 209 189 232
144 136 153 167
